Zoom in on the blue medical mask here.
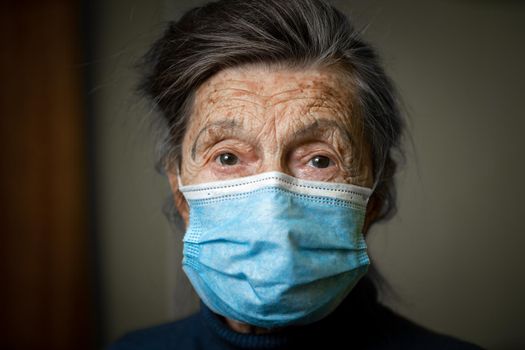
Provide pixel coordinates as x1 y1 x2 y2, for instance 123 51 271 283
179 171 373 328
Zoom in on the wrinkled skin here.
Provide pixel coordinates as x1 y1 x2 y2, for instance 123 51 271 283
166 64 380 334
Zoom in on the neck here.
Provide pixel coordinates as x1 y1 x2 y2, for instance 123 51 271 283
224 317 281 334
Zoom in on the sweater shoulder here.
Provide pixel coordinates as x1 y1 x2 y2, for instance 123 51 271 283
107 312 201 350
374 305 484 350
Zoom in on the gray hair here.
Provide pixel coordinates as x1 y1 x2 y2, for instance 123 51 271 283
138 0 405 230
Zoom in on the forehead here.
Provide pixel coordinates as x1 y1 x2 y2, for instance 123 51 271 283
198 64 351 96
190 64 356 124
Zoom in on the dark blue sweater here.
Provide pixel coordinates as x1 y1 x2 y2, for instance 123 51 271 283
109 278 483 350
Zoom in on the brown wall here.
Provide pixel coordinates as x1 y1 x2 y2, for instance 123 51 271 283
0 1 94 349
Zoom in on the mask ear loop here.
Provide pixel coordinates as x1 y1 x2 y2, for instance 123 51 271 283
370 154 387 194
176 164 185 189
371 175 380 193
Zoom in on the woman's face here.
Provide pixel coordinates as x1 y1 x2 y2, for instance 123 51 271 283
168 64 375 223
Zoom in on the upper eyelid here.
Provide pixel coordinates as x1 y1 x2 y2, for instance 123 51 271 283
198 130 235 148
191 120 245 159
209 140 341 162
209 139 254 153
300 153 339 165
194 131 349 163
307 154 335 164
195 134 254 158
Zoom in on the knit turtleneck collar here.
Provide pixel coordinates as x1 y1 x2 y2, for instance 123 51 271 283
199 277 379 349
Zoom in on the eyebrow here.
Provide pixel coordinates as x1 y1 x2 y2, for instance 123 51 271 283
289 119 354 149
190 117 354 160
190 119 241 160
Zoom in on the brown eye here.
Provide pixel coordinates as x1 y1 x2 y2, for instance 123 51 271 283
309 155 331 169
217 152 239 166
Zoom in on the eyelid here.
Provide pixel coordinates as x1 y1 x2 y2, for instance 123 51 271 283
295 147 338 162
194 131 250 158
292 148 342 172
202 139 249 160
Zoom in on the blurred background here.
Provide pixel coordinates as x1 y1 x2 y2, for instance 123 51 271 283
1 0 524 349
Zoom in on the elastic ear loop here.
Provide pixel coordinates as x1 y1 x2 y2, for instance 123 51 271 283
176 165 185 188
370 155 387 194
371 176 380 193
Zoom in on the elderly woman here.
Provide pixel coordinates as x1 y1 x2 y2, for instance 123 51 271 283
111 0 482 349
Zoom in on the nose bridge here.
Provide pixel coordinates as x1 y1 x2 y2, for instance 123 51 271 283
260 149 288 174
257 113 290 175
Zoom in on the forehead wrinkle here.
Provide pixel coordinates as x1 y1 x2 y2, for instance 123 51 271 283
208 101 265 126
265 96 347 115
197 92 261 123
192 66 356 145
210 78 261 88
285 118 353 149
207 86 259 98
267 85 337 98
204 82 264 102
222 97 265 108
198 87 257 114
267 85 348 106
203 88 266 113
305 98 350 120
264 87 307 99
206 75 346 98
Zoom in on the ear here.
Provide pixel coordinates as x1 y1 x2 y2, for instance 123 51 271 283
167 170 190 228
363 193 381 235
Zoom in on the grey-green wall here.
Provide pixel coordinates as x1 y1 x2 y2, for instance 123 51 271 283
93 1 525 349
92 0 199 344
